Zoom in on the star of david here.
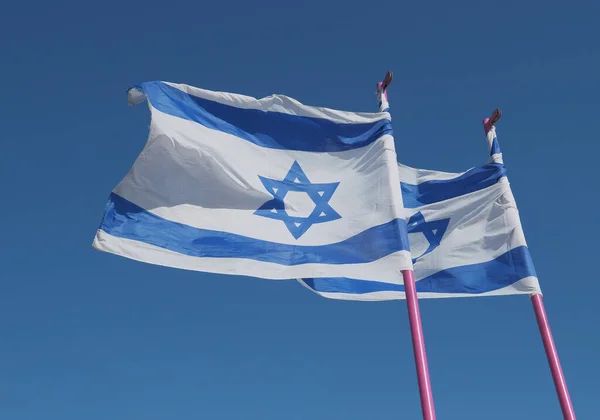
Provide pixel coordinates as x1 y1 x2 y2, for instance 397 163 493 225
254 161 341 239
407 211 450 263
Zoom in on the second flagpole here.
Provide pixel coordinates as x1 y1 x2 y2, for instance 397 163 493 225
377 73 437 420
483 112 576 419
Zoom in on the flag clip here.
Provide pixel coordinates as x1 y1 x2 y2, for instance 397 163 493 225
488 109 502 125
483 108 502 133
376 71 393 111
377 71 393 92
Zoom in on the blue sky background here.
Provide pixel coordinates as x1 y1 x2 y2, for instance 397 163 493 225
1 1 598 418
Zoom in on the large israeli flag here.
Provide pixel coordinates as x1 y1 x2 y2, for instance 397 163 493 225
299 127 542 299
93 81 412 282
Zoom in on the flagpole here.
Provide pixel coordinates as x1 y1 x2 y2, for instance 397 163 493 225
378 73 436 420
403 270 437 420
483 111 576 419
531 294 576 419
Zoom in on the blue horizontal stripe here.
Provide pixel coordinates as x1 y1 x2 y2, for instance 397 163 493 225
136 81 393 153
490 137 501 155
401 163 507 208
100 193 409 266
302 245 536 295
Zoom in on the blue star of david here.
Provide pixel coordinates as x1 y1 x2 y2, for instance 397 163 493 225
407 211 450 263
254 161 341 239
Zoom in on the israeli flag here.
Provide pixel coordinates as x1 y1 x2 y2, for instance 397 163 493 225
93 81 412 282
299 126 542 299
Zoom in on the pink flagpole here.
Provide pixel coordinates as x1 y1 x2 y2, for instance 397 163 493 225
403 270 437 420
483 111 576 419
378 72 436 420
531 294 576 419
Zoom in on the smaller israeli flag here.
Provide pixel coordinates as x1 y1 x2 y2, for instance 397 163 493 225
299 127 542 300
93 81 412 282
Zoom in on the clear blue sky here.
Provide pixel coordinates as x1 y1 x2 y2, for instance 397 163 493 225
1 1 598 418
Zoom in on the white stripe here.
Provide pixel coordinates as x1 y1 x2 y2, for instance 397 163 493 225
377 90 389 113
486 126 504 164
114 108 402 245
93 230 412 282
490 153 504 164
398 163 466 184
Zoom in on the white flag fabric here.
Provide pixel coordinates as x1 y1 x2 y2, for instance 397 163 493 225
299 128 542 299
93 81 412 281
